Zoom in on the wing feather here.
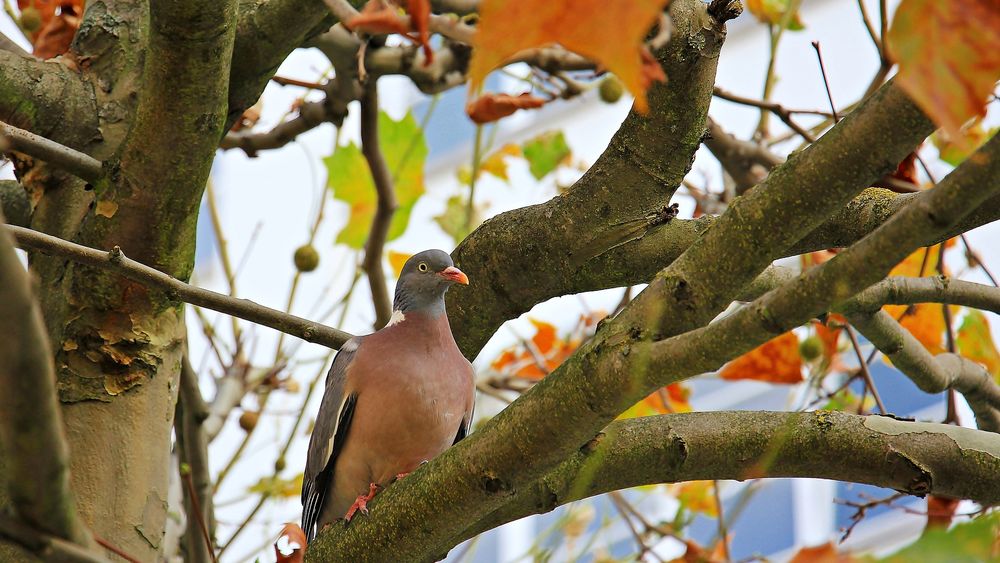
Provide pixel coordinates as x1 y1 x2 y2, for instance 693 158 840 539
301 338 361 542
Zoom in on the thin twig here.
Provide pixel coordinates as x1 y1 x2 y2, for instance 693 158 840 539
93 535 141 563
271 75 326 90
181 469 218 563
206 179 243 346
5 225 353 349
712 481 731 563
0 29 30 57
844 324 887 413
0 120 103 182
855 0 883 55
810 41 840 123
714 87 818 142
960 234 999 287
217 495 266 556
360 80 397 328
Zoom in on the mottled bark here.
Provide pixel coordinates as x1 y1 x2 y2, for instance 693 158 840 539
457 411 1000 543
0 211 92 551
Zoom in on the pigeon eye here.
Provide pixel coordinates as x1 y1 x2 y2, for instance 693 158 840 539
418 262 428 272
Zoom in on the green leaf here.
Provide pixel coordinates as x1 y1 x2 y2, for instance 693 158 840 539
875 511 999 562
434 195 484 245
957 309 1000 383
325 111 428 249
932 122 997 166
247 473 304 498
522 131 570 180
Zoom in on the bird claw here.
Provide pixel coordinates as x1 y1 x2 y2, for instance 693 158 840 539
394 460 430 482
344 482 379 522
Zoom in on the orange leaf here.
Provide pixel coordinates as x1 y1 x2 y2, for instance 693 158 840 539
529 318 557 355
887 0 1000 142
406 0 432 63
274 523 306 563
348 1 411 36
466 93 546 124
468 0 670 112
387 250 412 278
789 542 856 563
884 247 949 355
719 331 803 384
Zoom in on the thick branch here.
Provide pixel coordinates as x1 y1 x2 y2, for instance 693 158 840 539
107 0 238 276
848 311 1000 431
460 411 1000 540
360 82 397 328
5 225 352 349
0 213 91 546
1 120 103 182
0 50 97 140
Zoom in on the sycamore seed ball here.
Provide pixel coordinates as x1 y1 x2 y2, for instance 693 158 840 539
799 336 824 362
599 75 624 104
294 244 319 272
20 7 41 32
239 410 259 432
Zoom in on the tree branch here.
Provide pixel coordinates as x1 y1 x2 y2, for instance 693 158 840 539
1 120 103 182
175 357 217 563
457 411 1000 542
360 81 397 328
847 311 1000 431
840 275 1000 316
703 117 783 194
306 77 983 561
5 225 352 349
0 212 91 547
220 95 349 156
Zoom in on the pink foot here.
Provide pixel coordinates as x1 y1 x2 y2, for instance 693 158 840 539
344 483 379 522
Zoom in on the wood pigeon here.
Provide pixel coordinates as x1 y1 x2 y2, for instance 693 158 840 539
301 250 475 542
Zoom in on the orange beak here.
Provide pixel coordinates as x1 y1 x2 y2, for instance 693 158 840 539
439 266 469 285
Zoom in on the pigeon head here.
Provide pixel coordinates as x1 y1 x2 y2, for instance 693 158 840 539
392 249 469 314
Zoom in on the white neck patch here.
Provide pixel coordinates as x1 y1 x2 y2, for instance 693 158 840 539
386 309 406 326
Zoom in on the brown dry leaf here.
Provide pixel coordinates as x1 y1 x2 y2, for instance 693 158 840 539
619 383 691 418
466 93 546 124
718 331 804 384
490 313 603 380
468 0 670 112
887 0 1000 143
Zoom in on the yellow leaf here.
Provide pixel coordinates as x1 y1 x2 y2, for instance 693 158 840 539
672 481 718 517
887 0 1000 142
388 250 412 278
468 0 670 112
957 309 1000 383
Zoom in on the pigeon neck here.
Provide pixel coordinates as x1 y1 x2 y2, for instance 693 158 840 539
392 287 447 317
